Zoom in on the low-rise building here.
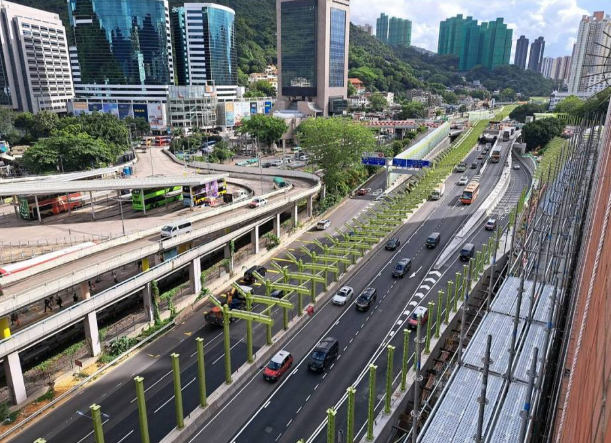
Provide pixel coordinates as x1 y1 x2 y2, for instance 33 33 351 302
549 90 591 111
348 78 367 95
348 96 370 109
248 65 279 91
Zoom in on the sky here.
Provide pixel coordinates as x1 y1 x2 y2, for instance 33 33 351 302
350 0 604 59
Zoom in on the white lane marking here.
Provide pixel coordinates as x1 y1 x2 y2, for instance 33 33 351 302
296 406 303 414
76 419 109 443
212 338 244 365
414 293 425 299
306 394 311 402
130 370 172 403
419 285 431 291
117 430 134 443
286 419 293 428
424 278 437 284
430 271 442 277
263 400 271 409
408 301 418 307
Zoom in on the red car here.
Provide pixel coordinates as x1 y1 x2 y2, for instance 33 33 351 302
407 306 429 330
357 188 369 196
263 350 293 382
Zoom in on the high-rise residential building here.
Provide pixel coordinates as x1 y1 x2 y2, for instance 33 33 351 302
357 23 373 35
376 13 389 44
275 0 350 117
514 35 529 69
528 36 545 72
388 17 412 47
568 11 611 94
171 3 238 101
542 57 554 78
0 1 73 113
559 55 572 84
68 0 174 128
438 15 512 71
479 18 513 70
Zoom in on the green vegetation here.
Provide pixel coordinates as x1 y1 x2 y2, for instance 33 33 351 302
36 389 56 403
523 118 564 152
151 280 161 325
465 65 554 98
554 88 611 119
238 114 288 152
495 104 518 121
0 401 19 423
535 137 567 182
99 336 138 364
368 93 388 112
554 96 584 114
509 103 548 123
245 80 276 98
263 232 280 250
297 118 376 196
398 102 427 119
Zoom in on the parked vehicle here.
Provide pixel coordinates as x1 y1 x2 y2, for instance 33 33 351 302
426 232 441 248
385 238 401 251
249 197 268 208
308 337 339 372
460 243 475 261
407 306 429 329
485 218 497 231
392 258 412 278
355 288 377 311
271 159 283 167
263 350 293 382
244 265 267 283
332 286 354 306
161 220 192 238
317 219 331 230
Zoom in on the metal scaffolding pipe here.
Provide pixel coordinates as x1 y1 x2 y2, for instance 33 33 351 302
475 335 493 443
519 347 539 442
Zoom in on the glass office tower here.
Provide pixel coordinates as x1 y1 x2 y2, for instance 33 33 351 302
329 7 346 88
68 0 173 85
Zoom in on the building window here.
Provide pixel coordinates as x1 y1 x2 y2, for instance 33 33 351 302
329 8 346 88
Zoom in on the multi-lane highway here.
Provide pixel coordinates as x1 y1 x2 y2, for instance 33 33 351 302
12 137 529 443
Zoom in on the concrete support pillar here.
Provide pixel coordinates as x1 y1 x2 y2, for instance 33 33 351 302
80 281 90 300
251 225 260 254
142 283 154 323
273 213 281 238
189 258 202 295
84 312 101 357
142 255 155 272
307 196 314 218
89 192 96 220
292 203 299 228
223 243 234 273
4 352 26 404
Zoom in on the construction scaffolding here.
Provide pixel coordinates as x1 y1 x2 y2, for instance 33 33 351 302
413 121 602 443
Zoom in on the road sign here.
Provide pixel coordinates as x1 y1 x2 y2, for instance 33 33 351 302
362 157 386 167
392 158 431 169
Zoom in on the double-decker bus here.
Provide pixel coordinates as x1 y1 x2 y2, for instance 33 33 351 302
132 186 182 211
460 181 480 205
182 178 228 207
490 146 502 163
18 193 84 220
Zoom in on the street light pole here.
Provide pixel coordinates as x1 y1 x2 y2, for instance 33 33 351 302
118 199 125 236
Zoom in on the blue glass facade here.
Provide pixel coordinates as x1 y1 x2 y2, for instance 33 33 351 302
201 6 237 86
68 0 172 85
171 7 189 85
329 8 346 88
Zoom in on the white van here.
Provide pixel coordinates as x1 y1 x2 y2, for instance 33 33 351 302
161 220 192 238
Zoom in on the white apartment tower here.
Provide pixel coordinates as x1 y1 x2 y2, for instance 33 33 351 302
0 1 73 113
568 11 611 94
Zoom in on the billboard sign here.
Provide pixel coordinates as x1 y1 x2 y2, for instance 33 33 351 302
133 104 148 122
265 101 272 114
392 158 431 169
361 152 387 166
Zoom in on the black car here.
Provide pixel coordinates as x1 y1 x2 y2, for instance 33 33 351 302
270 289 285 298
355 288 377 311
392 258 412 278
460 243 475 261
470 162 478 169
244 265 267 284
385 238 401 251
262 162 272 168
308 337 339 372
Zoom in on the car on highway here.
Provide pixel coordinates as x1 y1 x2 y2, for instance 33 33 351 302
317 219 331 230
455 162 467 173
385 238 401 251
485 218 497 231
244 265 267 283
372 188 383 196
308 337 339 372
263 350 293 382
357 188 371 196
249 197 268 208
470 162 478 169
392 258 412 278
262 162 272 168
270 289 285 299
460 243 475 261
355 287 377 311
458 175 469 185
332 286 354 306
160 220 192 238
513 164 521 170
426 232 441 248
271 159 284 167
477 153 485 160
407 306 429 329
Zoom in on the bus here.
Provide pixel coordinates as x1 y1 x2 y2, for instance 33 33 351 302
132 186 182 211
153 135 171 147
460 181 480 205
182 178 228 207
18 193 84 220
0 242 96 277
490 146 502 163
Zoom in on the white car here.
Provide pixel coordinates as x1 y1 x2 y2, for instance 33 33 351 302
332 286 354 306
458 176 469 185
317 219 331 230
249 197 268 208
271 159 284 167
513 164 521 170
372 188 383 196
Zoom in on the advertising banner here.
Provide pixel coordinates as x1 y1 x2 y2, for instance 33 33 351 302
132 104 148 122
265 101 272 114
102 103 119 118
147 103 166 130
72 101 89 116
88 103 103 113
118 104 133 120
250 102 257 114
225 102 235 127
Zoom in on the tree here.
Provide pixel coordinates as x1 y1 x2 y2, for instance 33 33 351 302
244 89 265 98
252 80 276 97
238 114 288 151
509 103 547 123
368 93 388 112
500 88 517 101
554 95 584 114
458 105 468 113
123 116 150 136
442 91 458 104
32 111 60 138
398 101 426 119
296 117 376 195
523 118 564 151
347 82 358 97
